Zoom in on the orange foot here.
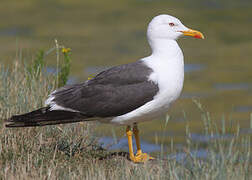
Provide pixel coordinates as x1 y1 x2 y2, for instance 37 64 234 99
130 152 154 163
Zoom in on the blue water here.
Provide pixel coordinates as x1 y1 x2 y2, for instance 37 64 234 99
98 132 232 162
98 136 160 153
184 64 205 73
234 106 252 112
98 132 234 154
213 83 251 91
98 136 212 162
169 149 209 162
190 133 233 143
0 27 32 36
45 67 77 84
46 67 57 74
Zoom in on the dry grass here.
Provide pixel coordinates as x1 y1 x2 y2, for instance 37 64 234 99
0 58 251 179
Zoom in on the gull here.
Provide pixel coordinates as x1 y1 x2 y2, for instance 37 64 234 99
6 14 204 163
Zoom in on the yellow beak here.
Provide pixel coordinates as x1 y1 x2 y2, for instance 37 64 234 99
181 29 205 39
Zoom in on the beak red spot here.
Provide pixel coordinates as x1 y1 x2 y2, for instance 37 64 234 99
194 34 202 39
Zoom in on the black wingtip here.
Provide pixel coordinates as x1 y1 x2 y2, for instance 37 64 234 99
4 107 89 128
4 116 28 128
5 122 39 128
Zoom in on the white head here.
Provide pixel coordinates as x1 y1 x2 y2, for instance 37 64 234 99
147 14 204 42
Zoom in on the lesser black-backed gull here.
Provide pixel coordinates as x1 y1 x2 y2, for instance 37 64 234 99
6 14 204 163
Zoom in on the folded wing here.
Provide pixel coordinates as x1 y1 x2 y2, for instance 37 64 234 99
48 60 159 117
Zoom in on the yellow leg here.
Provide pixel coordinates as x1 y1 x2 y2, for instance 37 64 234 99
126 126 135 160
126 124 154 163
133 124 142 156
133 124 154 161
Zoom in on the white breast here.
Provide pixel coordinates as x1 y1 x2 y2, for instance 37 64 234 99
110 43 184 125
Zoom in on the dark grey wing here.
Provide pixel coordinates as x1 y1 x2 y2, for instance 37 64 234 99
51 60 159 117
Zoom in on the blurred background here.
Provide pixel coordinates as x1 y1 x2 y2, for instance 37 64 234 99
1 0 252 151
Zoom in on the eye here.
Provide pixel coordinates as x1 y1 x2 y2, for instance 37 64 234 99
169 22 175 27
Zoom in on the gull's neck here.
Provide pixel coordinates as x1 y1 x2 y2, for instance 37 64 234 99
148 38 182 58
144 38 184 105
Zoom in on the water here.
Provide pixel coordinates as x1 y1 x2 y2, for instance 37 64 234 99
46 67 77 84
98 136 212 162
46 67 57 74
189 133 233 143
213 83 251 91
184 64 205 73
0 27 32 36
98 136 160 153
98 132 234 154
234 106 252 112
169 149 209 163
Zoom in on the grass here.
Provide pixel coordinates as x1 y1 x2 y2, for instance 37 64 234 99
0 50 251 179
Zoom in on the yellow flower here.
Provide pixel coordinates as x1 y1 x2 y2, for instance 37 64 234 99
62 48 71 54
